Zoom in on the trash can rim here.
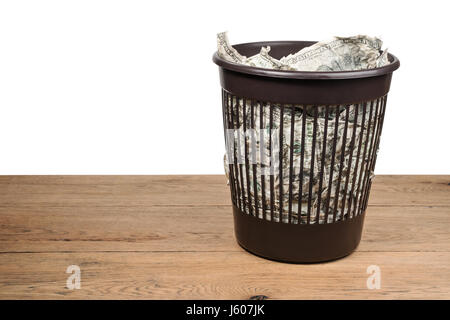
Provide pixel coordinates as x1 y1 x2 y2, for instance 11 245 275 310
213 40 400 80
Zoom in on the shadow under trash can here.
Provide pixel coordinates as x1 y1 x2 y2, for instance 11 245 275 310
213 41 400 263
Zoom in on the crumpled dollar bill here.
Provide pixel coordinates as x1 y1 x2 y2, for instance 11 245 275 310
224 99 381 224
217 32 386 224
217 32 390 71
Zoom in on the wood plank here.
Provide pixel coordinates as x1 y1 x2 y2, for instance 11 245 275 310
0 251 448 300
0 175 449 207
0 205 235 253
0 205 448 253
0 175 230 207
368 175 450 207
0 175 449 300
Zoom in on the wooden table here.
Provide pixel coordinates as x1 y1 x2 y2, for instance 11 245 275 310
0 175 449 299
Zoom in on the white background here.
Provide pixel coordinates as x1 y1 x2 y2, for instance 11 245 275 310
0 0 449 174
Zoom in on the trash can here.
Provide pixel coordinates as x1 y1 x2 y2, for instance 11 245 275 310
213 41 400 263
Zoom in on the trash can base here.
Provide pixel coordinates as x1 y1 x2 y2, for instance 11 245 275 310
232 204 365 263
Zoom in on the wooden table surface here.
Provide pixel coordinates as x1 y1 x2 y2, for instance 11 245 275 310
0 175 449 300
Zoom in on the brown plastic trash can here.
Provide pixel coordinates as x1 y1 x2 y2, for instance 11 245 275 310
213 41 400 263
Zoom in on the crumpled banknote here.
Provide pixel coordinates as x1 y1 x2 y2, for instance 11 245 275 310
224 99 381 224
217 32 387 224
217 32 389 71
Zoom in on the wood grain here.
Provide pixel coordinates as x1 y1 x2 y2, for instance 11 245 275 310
0 206 448 253
0 175 449 299
0 175 449 207
0 252 448 300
